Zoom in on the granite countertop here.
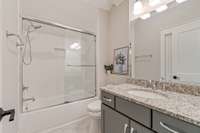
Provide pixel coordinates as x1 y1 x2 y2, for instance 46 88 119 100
101 84 200 127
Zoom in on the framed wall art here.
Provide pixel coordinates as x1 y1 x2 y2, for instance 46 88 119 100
113 46 129 75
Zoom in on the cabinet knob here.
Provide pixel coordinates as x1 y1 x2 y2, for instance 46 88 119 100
173 75 180 80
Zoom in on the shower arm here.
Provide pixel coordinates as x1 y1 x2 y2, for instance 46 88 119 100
6 31 24 47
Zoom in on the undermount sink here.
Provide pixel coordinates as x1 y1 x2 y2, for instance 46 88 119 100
127 90 166 99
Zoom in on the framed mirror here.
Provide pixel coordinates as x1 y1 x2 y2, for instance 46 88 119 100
131 0 200 84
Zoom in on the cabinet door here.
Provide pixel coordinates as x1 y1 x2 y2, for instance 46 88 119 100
102 104 129 133
130 120 154 133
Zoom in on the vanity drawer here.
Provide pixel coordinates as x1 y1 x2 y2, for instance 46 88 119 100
115 97 151 128
153 111 200 133
101 91 115 108
130 120 154 133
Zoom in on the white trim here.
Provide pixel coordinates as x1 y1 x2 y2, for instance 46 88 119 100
160 31 165 80
0 0 3 132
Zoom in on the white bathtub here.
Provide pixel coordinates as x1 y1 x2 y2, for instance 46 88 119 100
40 116 90 133
19 97 98 133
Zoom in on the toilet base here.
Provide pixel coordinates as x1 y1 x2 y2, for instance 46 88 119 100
89 116 101 133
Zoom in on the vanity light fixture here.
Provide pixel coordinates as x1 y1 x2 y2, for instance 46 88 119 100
156 5 168 12
176 0 188 3
134 0 144 15
149 0 161 6
140 13 151 20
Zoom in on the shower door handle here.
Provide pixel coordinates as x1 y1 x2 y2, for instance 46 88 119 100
0 108 15 122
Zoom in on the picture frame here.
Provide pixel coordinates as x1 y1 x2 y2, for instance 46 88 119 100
113 46 129 75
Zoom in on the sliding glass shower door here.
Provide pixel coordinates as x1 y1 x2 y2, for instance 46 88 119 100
64 30 96 102
22 18 96 112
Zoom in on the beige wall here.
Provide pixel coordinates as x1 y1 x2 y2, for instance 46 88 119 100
21 0 98 33
96 10 110 90
133 0 200 80
106 0 130 81
0 0 20 132
108 0 129 63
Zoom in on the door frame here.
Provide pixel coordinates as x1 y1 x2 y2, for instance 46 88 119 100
0 0 3 132
161 18 200 83
0 0 21 132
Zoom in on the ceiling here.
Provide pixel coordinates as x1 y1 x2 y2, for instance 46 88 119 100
83 0 125 10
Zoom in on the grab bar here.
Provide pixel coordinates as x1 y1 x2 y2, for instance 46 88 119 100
66 65 96 67
54 48 65 52
135 54 152 59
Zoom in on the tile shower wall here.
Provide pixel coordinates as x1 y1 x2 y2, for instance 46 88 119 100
23 23 65 111
23 21 96 111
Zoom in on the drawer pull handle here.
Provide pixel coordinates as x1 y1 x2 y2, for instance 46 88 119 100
130 127 135 133
160 122 180 133
123 123 128 133
103 97 112 102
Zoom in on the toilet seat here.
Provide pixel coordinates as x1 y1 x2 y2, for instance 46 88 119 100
88 100 101 113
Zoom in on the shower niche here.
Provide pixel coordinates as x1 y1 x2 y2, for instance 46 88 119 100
22 18 96 112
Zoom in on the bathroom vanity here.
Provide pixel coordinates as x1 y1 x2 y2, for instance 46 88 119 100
101 84 200 133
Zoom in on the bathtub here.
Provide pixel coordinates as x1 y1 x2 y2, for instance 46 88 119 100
19 97 98 133
40 116 90 133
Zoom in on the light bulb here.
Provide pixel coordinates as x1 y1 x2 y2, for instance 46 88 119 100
149 0 161 6
176 0 188 3
140 13 151 20
134 0 143 15
156 5 168 12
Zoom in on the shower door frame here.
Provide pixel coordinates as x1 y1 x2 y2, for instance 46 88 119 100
21 17 97 112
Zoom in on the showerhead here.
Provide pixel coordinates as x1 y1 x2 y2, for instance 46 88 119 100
31 23 42 30
26 22 42 33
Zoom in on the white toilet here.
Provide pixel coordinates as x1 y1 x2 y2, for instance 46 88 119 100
88 100 101 133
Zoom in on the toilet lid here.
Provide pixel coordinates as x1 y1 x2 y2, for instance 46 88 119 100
88 100 101 112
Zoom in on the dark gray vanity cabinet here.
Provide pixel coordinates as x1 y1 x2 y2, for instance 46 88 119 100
101 91 200 133
102 91 154 133
102 104 153 133
115 97 151 128
102 104 129 133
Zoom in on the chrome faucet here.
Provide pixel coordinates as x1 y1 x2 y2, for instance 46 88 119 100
160 78 166 90
145 80 152 88
145 80 157 89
